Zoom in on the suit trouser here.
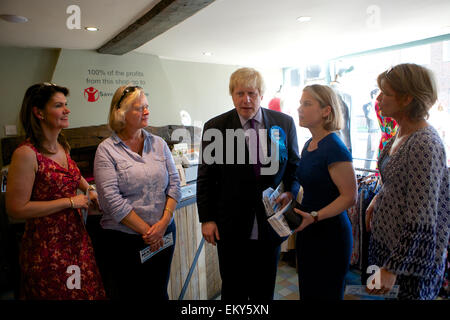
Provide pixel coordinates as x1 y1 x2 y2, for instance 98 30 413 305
217 238 281 300
99 221 176 300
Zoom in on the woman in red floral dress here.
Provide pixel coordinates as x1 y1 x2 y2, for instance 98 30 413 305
6 83 106 300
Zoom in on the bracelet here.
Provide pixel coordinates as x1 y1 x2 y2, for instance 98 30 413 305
164 207 174 218
69 197 74 209
87 185 96 192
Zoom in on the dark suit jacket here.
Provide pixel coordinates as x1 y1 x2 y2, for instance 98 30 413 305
196 108 300 244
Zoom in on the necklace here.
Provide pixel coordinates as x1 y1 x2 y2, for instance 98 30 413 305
42 143 58 154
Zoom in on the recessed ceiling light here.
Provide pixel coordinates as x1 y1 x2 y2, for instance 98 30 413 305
0 14 28 23
203 52 213 56
85 27 98 31
296 16 311 23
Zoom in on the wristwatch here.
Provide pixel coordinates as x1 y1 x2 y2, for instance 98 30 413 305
87 185 96 192
310 211 319 223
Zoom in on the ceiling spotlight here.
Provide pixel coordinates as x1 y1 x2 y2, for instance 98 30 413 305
296 16 312 23
85 27 99 31
203 52 213 56
0 14 28 23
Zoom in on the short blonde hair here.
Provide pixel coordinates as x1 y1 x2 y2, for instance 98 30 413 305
303 84 343 131
108 85 144 133
229 67 265 96
377 63 437 120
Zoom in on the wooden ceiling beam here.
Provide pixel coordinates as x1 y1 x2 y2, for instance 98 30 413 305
97 0 215 55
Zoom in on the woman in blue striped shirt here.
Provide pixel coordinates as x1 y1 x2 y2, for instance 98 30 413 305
94 85 181 300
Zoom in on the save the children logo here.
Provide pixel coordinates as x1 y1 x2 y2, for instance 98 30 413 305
84 87 100 102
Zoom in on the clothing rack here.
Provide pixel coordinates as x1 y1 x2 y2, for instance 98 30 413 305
352 157 377 162
355 167 379 173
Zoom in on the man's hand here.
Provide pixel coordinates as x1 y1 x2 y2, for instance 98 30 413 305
202 221 220 246
275 192 294 208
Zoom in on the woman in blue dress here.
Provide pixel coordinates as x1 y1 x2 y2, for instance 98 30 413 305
293 84 357 300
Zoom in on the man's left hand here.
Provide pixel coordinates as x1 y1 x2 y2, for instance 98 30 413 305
275 192 294 208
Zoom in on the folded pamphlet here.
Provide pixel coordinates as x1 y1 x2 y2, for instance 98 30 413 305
344 285 400 299
139 232 174 264
262 182 296 237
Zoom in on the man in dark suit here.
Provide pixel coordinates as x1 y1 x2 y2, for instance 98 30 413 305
197 67 300 300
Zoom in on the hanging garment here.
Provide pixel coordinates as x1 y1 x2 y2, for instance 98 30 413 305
337 94 352 154
268 97 281 112
347 175 380 277
374 101 398 156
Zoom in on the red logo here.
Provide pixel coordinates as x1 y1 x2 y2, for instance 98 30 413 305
84 87 99 102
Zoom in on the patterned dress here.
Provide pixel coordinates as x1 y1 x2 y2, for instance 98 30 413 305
369 126 450 300
19 142 106 300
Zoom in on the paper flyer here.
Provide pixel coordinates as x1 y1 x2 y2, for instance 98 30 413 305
139 232 174 264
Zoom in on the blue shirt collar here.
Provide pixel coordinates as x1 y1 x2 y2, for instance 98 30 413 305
111 129 154 145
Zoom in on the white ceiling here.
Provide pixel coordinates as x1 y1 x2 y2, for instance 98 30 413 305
1 0 450 68
0 0 160 49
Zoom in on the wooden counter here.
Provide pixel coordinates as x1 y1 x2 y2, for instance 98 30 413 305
168 201 221 300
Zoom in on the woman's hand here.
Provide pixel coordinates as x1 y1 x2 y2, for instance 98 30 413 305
88 190 100 211
365 268 397 295
293 208 315 232
70 194 89 209
145 237 164 252
142 219 169 250
365 195 378 232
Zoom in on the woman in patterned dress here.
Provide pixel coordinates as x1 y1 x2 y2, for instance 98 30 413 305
6 83 106 300
365 64 449 299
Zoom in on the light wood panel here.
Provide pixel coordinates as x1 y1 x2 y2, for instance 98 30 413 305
168 203 220 300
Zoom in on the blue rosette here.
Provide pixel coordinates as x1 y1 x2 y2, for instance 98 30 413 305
269 126 288 162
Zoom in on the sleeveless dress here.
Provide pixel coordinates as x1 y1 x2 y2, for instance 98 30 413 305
19 141 106 300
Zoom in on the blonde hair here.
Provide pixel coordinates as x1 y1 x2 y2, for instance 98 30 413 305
108 85 144 133
377 63 437 120
303 84 343 131
229 67 265 96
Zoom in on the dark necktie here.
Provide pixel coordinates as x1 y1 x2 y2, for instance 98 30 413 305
249 118 261 176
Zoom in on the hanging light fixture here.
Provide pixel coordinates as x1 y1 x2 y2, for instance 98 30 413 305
0 14 28 23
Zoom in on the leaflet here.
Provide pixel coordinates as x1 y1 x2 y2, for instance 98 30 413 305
267 200 293 237
344 285 400 299
262 182 285 217
139 232 174 264
262 182 293 237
